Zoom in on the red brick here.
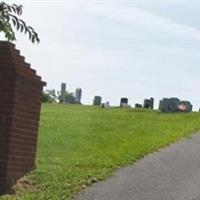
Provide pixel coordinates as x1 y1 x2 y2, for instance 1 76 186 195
0 41 45 194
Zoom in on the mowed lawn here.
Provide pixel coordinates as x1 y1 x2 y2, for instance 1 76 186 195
2 104 200 200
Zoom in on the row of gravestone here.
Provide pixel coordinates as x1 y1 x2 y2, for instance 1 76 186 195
93 96 193 113
59 84 192 113
93 96 154 109
59 83 191 113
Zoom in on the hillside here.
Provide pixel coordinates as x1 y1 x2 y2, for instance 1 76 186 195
2 104 200 200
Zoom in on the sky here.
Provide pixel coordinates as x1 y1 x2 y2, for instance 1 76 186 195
2 0 200 110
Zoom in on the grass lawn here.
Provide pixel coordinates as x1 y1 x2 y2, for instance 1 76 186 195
2 104 200 200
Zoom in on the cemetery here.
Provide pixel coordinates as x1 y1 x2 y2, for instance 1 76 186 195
42 87 194 114
0 48 199 199
0 43 197 198
1 2 200 200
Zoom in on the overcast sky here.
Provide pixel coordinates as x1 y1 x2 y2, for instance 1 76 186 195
3 0 200 109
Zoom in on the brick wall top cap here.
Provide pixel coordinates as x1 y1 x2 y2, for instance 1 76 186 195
0 41 46 86
0 41 15 48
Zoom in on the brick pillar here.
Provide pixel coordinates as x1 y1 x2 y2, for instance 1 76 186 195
0 41 46 194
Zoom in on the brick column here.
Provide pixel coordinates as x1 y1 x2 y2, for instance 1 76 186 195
0 41 46 194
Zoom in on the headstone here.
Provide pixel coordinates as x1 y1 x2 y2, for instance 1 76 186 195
150 97 154 109
159 97 180 112
178 101 193 112
93 96 102 105
101 102 110 108
135 103 142 108
0 42 46 194
159 97 192 113
60 82 66 103
120 98 128 107
143 99 151 109
75 88 82 104
121 103 131 108
143 97 154 109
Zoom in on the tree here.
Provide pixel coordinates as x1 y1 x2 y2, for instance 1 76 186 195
58 91 75 104
42 90 57 103
0 2 39 43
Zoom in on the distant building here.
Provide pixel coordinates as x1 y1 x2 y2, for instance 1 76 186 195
75 88 82 104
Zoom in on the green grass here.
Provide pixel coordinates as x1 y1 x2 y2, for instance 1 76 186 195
2 104 200 200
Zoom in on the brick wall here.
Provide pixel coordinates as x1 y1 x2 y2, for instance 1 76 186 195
0 41 46 194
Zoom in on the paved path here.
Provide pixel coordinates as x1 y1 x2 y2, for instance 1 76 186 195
74 133 200 200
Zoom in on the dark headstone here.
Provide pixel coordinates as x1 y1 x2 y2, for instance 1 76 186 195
150 97 154 109
159 97 180 112
159 98 192 113
75 88 82 104
135 103 142 108
60 82 66 103
143 97 154 109
120 98 128 107
93 96 102 105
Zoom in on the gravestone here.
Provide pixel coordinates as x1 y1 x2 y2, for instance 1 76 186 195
143 97 154 109
120 98 128 107
0 42 46 194
60 82 66 103
121 103 131 108
93 96 102 106
101 102 110 108
158 97 191 113
159 98 179 112
75 88 82 104
178 101 192 112
150 97 154 109
135 103 142 108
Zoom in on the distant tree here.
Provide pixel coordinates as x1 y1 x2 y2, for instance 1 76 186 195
42 88 77 104
58 91 75 104
65 92 75 104
42 90 57 103
0 2 39 43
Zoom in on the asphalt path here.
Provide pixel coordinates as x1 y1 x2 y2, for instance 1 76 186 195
74 133 200 200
